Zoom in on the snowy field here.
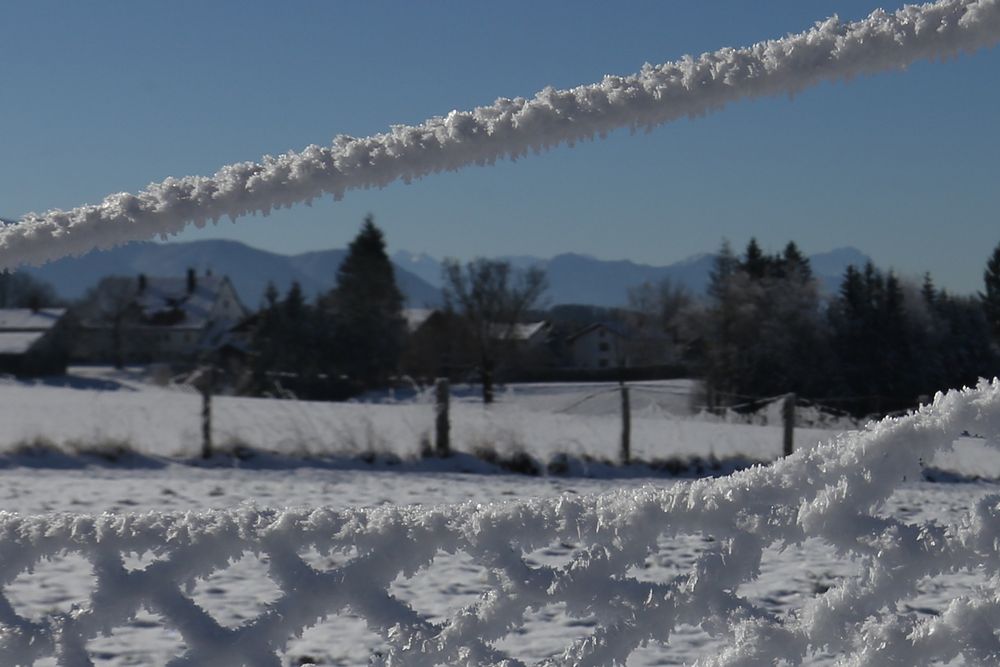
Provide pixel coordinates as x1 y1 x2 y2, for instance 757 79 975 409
1 370 1000 665
0 370 847 468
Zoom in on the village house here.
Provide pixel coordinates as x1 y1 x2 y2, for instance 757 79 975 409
73 270 249 366
401 308 554 379
136 270 248 359
0 308 70 376
565 322 629 370
500 321 551 348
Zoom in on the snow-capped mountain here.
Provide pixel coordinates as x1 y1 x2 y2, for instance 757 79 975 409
23 240 442 309
23 241 869 309
391 248 868 306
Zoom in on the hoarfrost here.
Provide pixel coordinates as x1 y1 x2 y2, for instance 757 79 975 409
3 0 999 268
0 380 999 664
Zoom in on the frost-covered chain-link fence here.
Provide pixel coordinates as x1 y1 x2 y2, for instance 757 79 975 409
2 380 1000 666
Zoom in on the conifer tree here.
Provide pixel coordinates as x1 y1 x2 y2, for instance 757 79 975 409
703 240 741 402
707 240 738 302
250 281 314 392
742 238 768 280
780 241 812 283
262 281 279 309
326 215 405 389
921 272 937 306
983 242 1000 345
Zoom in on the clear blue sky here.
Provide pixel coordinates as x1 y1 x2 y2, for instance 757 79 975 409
2 1 998 293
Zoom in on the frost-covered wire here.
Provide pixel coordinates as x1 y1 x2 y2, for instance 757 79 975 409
1 379 999 665
553 388 620 414
2 0 1000 268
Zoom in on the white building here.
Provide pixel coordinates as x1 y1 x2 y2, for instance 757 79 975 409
0 308 69 375
495 321 551 348
74 271 249 364
134 272 249 359
565 322 629 370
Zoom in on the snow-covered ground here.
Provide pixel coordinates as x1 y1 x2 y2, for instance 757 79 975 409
0 371 845 467
2 467 998 666
2 369 1000 665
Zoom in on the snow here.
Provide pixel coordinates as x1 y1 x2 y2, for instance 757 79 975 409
0 309 66 330
0 309 66 354
0 331 47 355
0 375 999 664
0 375 838 467
133 275 235 329
1 0 999 659
2 0 999 268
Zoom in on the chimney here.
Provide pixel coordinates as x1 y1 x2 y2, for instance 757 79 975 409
186 268 196 294
138 273 147 293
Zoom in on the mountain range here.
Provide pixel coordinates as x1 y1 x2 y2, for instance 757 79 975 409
21 240 869 309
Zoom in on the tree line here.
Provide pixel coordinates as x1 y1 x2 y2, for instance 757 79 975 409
634 238 1000 416
256 221 1000 416
248 215 547 402
5 217 1000 418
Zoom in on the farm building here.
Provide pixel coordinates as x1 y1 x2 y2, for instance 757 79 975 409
72 270 249 365
0 308 70 376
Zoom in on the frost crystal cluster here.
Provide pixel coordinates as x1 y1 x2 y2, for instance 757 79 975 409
0 381 999 665
2 0 999 268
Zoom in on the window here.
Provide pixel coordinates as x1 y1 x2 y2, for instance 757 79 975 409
598 342 610 352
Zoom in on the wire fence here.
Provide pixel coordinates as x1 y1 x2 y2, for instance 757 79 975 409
0 381 998 665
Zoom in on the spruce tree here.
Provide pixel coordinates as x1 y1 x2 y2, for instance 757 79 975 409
707 239 738 302
742 238 768 280
327 215 405 390
704 240 740 402
921 272 937 306
780 241 813 283
983 242 1000 345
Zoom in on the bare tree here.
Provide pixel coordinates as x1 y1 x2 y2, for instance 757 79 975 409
0 270 60 309
76 276 141 368
442 259 547 404
625 278 695 367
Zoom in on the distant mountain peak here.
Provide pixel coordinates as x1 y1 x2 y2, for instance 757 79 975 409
674 252 713 267
24 239 875 310
25 239 442 308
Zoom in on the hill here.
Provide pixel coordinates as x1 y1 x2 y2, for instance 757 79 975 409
24 240 869 309
23 240 442 309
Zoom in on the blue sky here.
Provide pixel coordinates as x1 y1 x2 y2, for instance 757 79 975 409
2 1 998 293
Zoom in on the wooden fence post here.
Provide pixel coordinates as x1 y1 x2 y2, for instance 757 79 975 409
620 384 631 465
435 377 451 457
201 370 214 459
782 393 796 457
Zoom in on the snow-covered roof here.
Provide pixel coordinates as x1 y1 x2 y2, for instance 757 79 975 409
511 321 549 341
489 320 549 342
402 308 438 332
0 308 66 331
0 331 46 355
566 322 628 343
136 275 238 329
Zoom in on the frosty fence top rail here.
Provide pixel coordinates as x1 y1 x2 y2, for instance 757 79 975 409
1 380 999 665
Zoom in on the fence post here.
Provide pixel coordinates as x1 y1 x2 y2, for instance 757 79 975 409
782 393 796 457
435 377 451 457
620 383 631 465
200 369 214 459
